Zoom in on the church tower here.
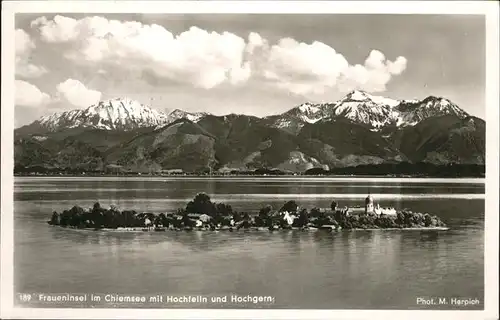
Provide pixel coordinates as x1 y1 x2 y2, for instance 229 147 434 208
365 194 374 214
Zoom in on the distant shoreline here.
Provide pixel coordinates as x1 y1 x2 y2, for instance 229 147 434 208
13 162 485 178
13 173 485 178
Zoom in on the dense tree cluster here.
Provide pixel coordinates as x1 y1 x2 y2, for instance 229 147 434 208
48 194 447 231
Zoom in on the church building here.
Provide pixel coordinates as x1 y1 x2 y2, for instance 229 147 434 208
365 194 374 214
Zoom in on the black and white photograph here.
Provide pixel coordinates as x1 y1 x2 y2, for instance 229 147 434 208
1 1 499 319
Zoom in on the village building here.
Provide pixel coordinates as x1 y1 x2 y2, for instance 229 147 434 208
343 194 397 216
365 194 374 214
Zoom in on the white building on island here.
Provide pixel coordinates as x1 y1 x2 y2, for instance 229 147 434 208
345 194 397 216
374 203 397 216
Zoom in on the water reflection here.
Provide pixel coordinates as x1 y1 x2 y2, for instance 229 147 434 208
48 225 421 257
49 227 141 245
15 177 484 203
15 177 485 309
33 224 485 309
417 230 440 241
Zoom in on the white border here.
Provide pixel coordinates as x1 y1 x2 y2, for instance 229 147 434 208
1 1 499 320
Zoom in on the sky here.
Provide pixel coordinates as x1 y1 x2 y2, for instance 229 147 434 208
14 13 486 128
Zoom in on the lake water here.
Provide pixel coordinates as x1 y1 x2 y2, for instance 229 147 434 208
13 176 485 309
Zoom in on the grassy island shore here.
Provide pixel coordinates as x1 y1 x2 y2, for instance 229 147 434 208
47 193 448 232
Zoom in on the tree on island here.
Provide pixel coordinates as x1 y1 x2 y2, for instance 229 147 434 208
330 201 338 212
122 210 140 227
259 205 272 217
182 211 194 229
309 207 323 218
47 194 448 230
255 205 273 227
90 202 105 228
231 211 242 223
292 208 309 228
309 207 331 227
237 212 252 230
186 193 216 216
69 205 86 228
104 205 122 228
279 200 298 213
49 211 60 225
157 213 169 228
216 203 233 216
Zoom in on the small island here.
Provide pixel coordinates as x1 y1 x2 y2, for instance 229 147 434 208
47 193 448 232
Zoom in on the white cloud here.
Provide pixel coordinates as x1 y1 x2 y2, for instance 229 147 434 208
15 80 51 107
56 79 102 108
31 16 250 89
229 61 252 85
388 56 408 75
246 32 266 55
253 40 408 94
30 15 408 95
15 29 35 55
31 15 80 43
254 38 350 95
364 49 386 70
15 29 48 78
16 57 48 79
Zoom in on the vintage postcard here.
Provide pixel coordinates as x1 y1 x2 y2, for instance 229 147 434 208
1 1 499 319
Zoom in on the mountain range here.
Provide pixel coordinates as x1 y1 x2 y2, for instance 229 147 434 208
14 90 485 174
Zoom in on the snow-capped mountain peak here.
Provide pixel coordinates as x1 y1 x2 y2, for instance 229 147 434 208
280 102 329 125
298 103 321 114
269 91 470 132
38 98 172 131
168 109 207 123
420 96 459 111
341 90 401 107
294 103 324 123
331 91 399 128
343 90 371 101
396 96 469 125
29 92 470 135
